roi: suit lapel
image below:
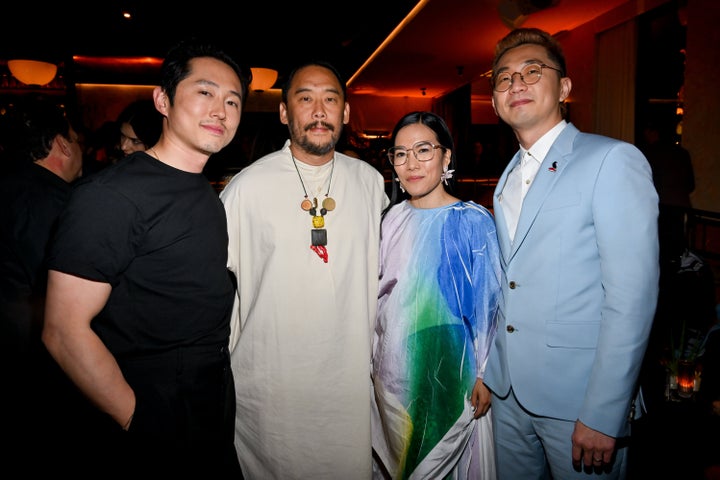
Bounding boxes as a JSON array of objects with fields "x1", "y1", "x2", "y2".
[
  {"x1": 493, "y1": 151, "x2": 522, "y2": 261},
  {"x1": 504, "y1": 124, "x2": 579, "y2": 260}
]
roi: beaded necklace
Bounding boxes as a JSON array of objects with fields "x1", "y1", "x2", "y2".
[{"x1": 291, "y1": 154, "x2": 336, "y2": 263}]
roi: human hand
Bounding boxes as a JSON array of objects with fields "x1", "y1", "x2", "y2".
[
  {"x1": 471, "y1": 379, "x2": 491, "y2": 419},
  {"x1": 571, "y1": 420, "x2": 616, "y2": 470}
]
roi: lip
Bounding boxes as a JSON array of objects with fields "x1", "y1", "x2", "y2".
[
  {"x1": 201, "y1": 123, "x2": 225, "y2": 135},
  {"x1": 405, "y1": 175, "x2": 424, "y2": 183},
  {"x1": 510, "y1": 98, "x2": 533, "y2": 108}
]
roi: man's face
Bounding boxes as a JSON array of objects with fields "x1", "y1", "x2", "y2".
[{"x1": 280, "y1": 65, "x2": 349, "y2": 157}]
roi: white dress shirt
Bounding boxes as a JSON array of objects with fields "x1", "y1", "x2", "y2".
[{"x1": 502, "y1": 120, "x2": 568, "y2": 242}]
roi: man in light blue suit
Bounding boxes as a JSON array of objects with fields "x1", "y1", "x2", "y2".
[{"x1": 483, "y1": 28, "x2": 659, "y2": 479}]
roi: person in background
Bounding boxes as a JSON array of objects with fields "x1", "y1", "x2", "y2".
[
  {"x1": 220, "y1": 60, "x2": 388, "y2": 479},
  {"x1": 41, "y1": 38, "x2": 250, "y2": 476},
  {"x1": 117, "y1": 98, "x2": 163, "y2": 156},
  {"x1": 0, "y1": 96, "x2": 87, "y2": 474},
  {"x1": 371, "y1": 111, "x2": 501, "y2": 479},
  {"x1": 483, "y1": 27, "x2": 659, "y2": 479},
  {"x1": 640, "y1": 118, "x2": 695, "y2": 267}
]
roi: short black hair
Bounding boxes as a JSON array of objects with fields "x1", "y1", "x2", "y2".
[
  {"x1": 160, "y1": 37, "x2": 252, "y2": 108},
  {"x1": 0, "y1": 94, "x2": 79, "y2": 169},
  {"x1": 281, "y1": 60, "x2": 346, "y2": 104}
]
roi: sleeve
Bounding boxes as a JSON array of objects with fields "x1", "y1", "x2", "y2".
[{"x1": 471, "y1": 206, "x2": 502, "y2": 379}]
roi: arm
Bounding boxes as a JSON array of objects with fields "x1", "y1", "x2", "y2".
[
  {"x1": 471, "y1": 207, "x2": 502, "y2": 419},
  {"x1": 42, "y1": 270, "x2": 135, "y2": 429},
  {"x1": 572, "y1": 141, "x2": 659, "y2": 467}
]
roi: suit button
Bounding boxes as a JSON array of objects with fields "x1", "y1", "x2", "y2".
[
  {"x1": 509, "y1": 281, "x2": 516, "y2": 289},
  {"x1": 506, "y1": 325, "x2": 515, "y2": 333}
]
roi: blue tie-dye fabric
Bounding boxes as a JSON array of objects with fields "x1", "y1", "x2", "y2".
[{"x1": 373, "y1": 200, "x2": 501, "y2": 479}]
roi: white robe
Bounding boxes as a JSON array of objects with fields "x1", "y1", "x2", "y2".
[{"x1": 220, "y1": 140, "x2": 389, "y2": 479}]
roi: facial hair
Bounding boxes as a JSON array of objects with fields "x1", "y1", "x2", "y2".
[{"x1": 290, "y1": 120, "x2": 340, "y2": 156}]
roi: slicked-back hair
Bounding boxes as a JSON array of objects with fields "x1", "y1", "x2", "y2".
[{"x1": 281, "y1": 60, "x2": 347, "y2": 104}]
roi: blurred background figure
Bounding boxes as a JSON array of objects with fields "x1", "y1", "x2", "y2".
[
  {"x1": 84, "y1": 99, "x2": 163, "y2": 174},
  {"x1": 640, "y1": 117, "x2": 695, "y2": 267},
  {"x1": 117, "y1": 99, "x2": 163, "y2": 156},
  {"x1": 0, "y1": 94, "x2": 91, "y2": 474}
]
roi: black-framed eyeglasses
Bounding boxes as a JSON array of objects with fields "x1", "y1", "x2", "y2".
[
  {"x1": 387, "y1": 141, "x2": 444, "y2": 166},
  {"x1": 492, "y1": 63, "x2": 563, "y2": 92}
]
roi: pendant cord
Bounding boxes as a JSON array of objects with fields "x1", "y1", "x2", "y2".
[
  {"x1": 291, "y1": 154, "x2": 309, "y2": 199},
  {"x1": 291, "y1": 154, "x2": 335, "y2": 199}
]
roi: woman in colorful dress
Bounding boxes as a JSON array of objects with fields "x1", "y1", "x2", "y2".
[{"x1": 372, "y1": 111, "x2": 501, "y2": 480}]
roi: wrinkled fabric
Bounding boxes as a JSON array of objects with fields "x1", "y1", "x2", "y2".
[
  {"x1": 372, "y1": 200, "x2": 501, "y2": 480},
  {"x1": 221, "y1": 141, "x2": 388, "y2": 479}
]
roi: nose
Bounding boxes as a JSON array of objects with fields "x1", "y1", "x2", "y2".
[
  {"x1": 210, "y1": 98, "x2": 227, "y2": 120},
  {"x1": 405, "y1": 151, "x2": 422, "y2": 168},
  {"x1": 508, "y1": 72, "x2": 527, "y2": 92},
  {"x1": 312, "y1": 102, "x2": 327, "y2": 119}
]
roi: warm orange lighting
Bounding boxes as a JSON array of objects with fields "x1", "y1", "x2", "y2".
[
  {"x1": 250, "y1": 68, "x2": 278, "y2": 92},
  {"x1": 72, "y1": 56, "x2": 163, "y2": 68},
  {"x1": 8, "y1": 59, "x2": 57, "y2": 86}
]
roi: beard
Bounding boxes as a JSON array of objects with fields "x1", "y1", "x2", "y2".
[{"x1": 290, "y1": 120, "x2": 341, "y2": 156}]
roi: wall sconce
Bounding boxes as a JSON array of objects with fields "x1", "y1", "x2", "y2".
[
  {"x1": 8, "y1": 59, "x2": 58, "y2": 86},
  {"x1": 250, "y1": 68, "x2": 278, "y2": 92}
]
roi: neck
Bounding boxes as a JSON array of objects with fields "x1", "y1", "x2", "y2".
[
  {"x1": 35, "y1": 157, "x2": 74, "y2": 183},
  {"x1": 409, "y1": 188, "x2": 457, "y2": 210},
  {"x1": 147, "y1": 145, "x2": 209, "y2": 174},
  {"x1": 289, "y1": 145, "x2": 334, "y2": 167}
]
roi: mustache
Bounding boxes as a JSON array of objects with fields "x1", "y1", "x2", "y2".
[{"x1": 304, "y1": 121, "x2": 334, "y2": 132}]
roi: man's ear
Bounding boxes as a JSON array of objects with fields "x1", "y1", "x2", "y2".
[
  {"x1": 56, "y1": 134, "x2": 72, "y2": 157},
  {"x1": 559, "y1": 77, "x2": 572, "y2": 103},
  {"x1": 279, "y1": 103, "x2": 289, "y2": 126},
  {"x1": 153, "y1": 87, "x2": 168, "y2": 115}
]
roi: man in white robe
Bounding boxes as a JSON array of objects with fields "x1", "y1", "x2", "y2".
[{"x1": 220, "y1": 61, "x2": 388, "y2": 479}]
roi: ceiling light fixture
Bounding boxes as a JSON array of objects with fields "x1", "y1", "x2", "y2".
[
  {"x1": 8, "y1": 59, "x2": 57, "y2": 86},
  {"x1": 250, "y1": 68, "x2": 278, "y2": 92}
]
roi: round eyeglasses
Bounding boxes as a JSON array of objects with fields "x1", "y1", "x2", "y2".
[
  {"x1": 387, "y1": 141, "x2": 444, "y2": 166},
  {"x1": 492, "y1": 63, "x2": 563, "y2": 92}
]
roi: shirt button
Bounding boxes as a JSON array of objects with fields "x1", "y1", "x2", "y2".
[
  {"x1": 506, "y1": 325, "x2": 516, "y2": 333},
  {"x1": 509, "y1": 281, "x2": 516, "y2": 289}
]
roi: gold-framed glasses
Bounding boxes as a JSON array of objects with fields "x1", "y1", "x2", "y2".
[
  {"x1": 492, "y1": 63, "x2": 563, "y2": 92},
  {"x1": 387, "y1": 141, "x2": 444, "y2": 166}
]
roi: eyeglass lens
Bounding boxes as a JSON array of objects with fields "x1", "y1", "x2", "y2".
[
  {"x1": 387, "y1": 141, "x2": 438, "y2": 165},
  {"x1": 493, "y1": 64, "x2": 545, "y2": 92}
]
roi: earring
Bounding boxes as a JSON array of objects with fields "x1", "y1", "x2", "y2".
[
  {"x1": 395, "y1": 177, "x2": 405, "y2": 193},
  {"x1": 440, "y1": 167, "x2": 455, "y2": 186}
]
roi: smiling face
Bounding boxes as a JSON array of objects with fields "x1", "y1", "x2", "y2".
[
  {"x1": 156, "y1": 56, "x2": 243, "y2": 158},
  {"x1": 491, "y1": 43, "x2": 571, "y2": 144},
  {"x1": 392, "y1": 122, "x2": 452, "y2": 207}
]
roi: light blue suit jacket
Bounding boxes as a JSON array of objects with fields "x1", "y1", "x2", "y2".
[{"x1": 484, "y1": 123, "x2": 659, "y2": 437}]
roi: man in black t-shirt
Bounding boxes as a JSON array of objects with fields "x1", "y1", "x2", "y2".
[{"x1": 42, "y1": 39, "x2": 251, "y2": 477}]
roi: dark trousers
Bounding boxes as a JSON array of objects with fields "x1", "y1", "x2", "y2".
[
  {"x1": 29, "y1": 344, "x2": 243, "y2": 477},
  {"x1": 117, "y1": 343, "x2": 243, "y2": 477}
]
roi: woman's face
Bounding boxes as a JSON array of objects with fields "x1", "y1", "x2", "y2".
[
  {"x1": 119, "y1": 122, "x2": 147, "y2": 155},
  {"x1": 391, "y1": 123, "x2": 450, "y2": 203}
]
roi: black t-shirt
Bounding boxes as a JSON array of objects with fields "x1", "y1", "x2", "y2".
[
  {"x1": 48, "y1": 151, "x2": 234, "y2": 356},
  {"x1": 0, "y1": 163, "x2": 72, "y2": 354}
]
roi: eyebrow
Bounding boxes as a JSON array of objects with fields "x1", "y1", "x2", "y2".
[
  {"x1": 293, "y1": 86, "x2": 341, "y2": 96},
  {"x1": 194, "y1": 78, "x2": 242, "y2": 101},
  {"x1": 496, "y1": 58, "x2": 547, "y2": 71}
]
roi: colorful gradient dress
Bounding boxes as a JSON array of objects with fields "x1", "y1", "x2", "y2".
[{"x1": 372, "y1": 200, "x2": 501, "y2": 480}]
